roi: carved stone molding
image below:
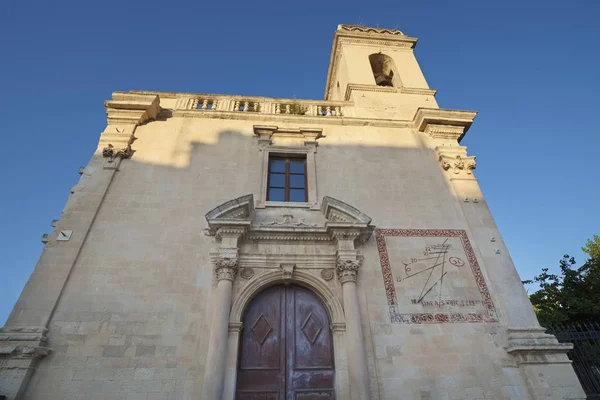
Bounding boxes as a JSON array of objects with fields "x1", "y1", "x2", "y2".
[
  {"x1": 0, "y1": 326, "x2": 48, "y2": 343},
  {"x1": 0, "y1": 345, "x2": 50, "y2": 359},
  {"x1": 336, "y1": 258, "x2": 362, "y2": 283},
  {"x1": 228, "y1": 322, "x2": 243, "y2": 333},
  {"x1": 0, "y1": 326, "x2": 50, "y2": 361},
  {"x1": 253, "y1": 125, "x2": 324, "y2": 149},
  {"x1": 424, "y1": 124, "x2": 466, "y2": 140},
  {"x1": 344, "y1": 85, "x2": 438, "y2": 100},
  {"x1": 330, "y1": 322, "x2": 346, "y2": 333},
  {"x1": 260, "y1": 214, "x2": 317, "y2": 228}
]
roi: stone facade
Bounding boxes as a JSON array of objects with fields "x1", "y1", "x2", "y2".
[{"x1": 0, "y1": 24, "x2": 586, "y2": 400}]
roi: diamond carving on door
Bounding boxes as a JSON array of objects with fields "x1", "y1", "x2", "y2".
[
  {"x1": 237, "y1": 285, "x2": 335, "y2": 399},
  {"x1": 252, "y1": 314, "x2": 273, "y2": 345},
  {"x1": 301, "y1": 313, "x2": 323, "y2": 345}
]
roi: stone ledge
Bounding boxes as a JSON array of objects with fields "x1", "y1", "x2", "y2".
[
  {"x1": 505, "y1": 327, "x2": 574, "y2": 365},
  {"x1": 105, "y1": 92, "x2": 161, "y2": 126}
]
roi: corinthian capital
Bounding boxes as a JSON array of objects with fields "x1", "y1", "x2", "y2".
[
  {"x1": 214, "y1": 258, "x2": 238, "y2": 281},
  {"x1": 336, "y1": 258, "x2": 362, "y2": 283}
]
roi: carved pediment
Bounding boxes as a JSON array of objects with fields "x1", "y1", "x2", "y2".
[
  {"x1": 321, "y1": 196, "x2": 372, "y2": 226},
  {"x1": 205, "y1": 194, "x2": 254, "y2": 235},
  {"x1": 205, "y1": 195, "x2": 374, "y2": 245}
]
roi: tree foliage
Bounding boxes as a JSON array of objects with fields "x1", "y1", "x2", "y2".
[{"x1": 522, "y1": 235, "x2": 600, "y2": 326}]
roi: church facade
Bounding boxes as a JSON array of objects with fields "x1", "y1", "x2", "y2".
[{"x1": 0, "y1": 25, "x2": 586, "y2": 400}]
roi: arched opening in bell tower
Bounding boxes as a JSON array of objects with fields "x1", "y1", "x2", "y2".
[{"x1": 369, "y1": 53, "x2": 399, "y2": 87}]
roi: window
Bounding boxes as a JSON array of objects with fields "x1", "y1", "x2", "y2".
[{"x1": 267, "y1": 156, "x2": 307, "y2": 202}]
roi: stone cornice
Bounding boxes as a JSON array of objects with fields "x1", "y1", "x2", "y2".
[
  {"x1": 105, "y1": 92, "x2": 161, "y2": 126},
  {"x1": 413, "y1": 108, "x2": 477, "y2": 143},
  {"x1": 344, "y1": 84, "x2": 437, "y2": 101}
]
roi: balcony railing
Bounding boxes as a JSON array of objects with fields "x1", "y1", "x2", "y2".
[{"x1": 174, "y1": 95, "x2": 348, "y2": 117}]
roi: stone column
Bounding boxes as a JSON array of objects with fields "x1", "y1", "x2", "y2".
[
  {"x1": 202, "y1": 256, "x2": 238, "y2": 400},
  {"x1": 202, "y1": 226, "x2": 244, "y2": 400},
  {"x1": 336, "y1": 243, "x2": 370, "y2": 400}
]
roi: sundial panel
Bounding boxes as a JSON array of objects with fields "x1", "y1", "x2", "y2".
[{"x1": 376, "y1": 229, "x2": 497, "y2": 324}]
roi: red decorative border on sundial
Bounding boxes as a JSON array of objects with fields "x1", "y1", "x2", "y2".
[{"x1": 375, "y1": 229, "x2": 497, "y2": 324}]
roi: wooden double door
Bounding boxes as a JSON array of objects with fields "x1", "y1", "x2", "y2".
[{"x1": 236, "y1": 285, "x2": 335, "y2": 400}]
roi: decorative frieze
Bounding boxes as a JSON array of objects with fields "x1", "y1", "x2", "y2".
[
  {"x1": 424, "y1": 124, "x2": 466, "y2": 140},
  {"x1": 413, "y1": 108, "x2": 477, "y2": 144}
]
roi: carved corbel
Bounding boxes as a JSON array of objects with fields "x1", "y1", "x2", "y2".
[
  {"x1": 281, "y1": 263, "x2": 296, "y2": 284},
  {"x1": 300, "y1": 127, "x2": 324, "y2": 151},
  {"x1": 253, "y1": 125, "x2": 277, "y2": 150}
]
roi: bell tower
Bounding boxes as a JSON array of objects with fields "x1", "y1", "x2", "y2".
[{"x1": 324, "y1": 24, "x2": 439, "y2": 120}]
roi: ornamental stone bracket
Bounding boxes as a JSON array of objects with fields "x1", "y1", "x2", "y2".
[
  {"x1": 104, "y1": 92, "x2": 161, "y2": 127},
  {"x1": 505, "y1": 328, "x2": 573, "y2": 365},
  {"x1": 97, "y1": 92, "x2": 161, "y2": 169},
  {"x1": 413, "y1": 108, "x2": 477, "y2": 143}
]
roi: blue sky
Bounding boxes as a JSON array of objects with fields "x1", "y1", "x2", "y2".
[{"x1": 1, "y1": 0, "x2": 598, "y2": 325}]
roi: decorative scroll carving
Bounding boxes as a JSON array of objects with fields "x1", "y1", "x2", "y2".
[
  {"x1": 102, "y1": 143, "x2": 132, "y2": 160},
  {"x1": 214, "y1": 258, "x2": 238, "y2": 281},
  {"x1": 321, "y1": 269, "x2": 334, "y2": 281},
  {"x1": 260, "y1": 214, "x2": 317, "y2": 227},
  {"x1": 336, "y1": 258, "x2": 362, "y2": 283}
]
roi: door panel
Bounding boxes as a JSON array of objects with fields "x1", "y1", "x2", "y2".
[{"x1": 236, "y1": 285, "x2": 335, "y2": 399}]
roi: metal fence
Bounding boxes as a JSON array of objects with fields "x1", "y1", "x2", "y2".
[{"x1": 546, "y1": 320, "x2": 600, "y2": 399}]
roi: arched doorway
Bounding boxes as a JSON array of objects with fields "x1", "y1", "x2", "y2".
[{"x1": 236, "y1": 284, "x2": 335, "y2": 399}]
